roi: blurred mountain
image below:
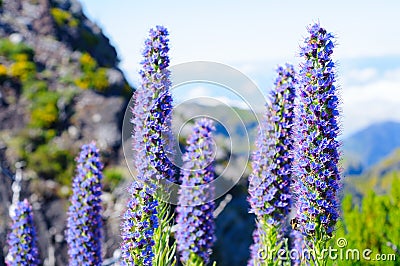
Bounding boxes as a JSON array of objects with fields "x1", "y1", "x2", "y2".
[
  {"x1": 342, "y1": 121, "x2": 400, "y2": 175},
  {"x1": 175, "y1": 101, "x2": 400, "y2": 177},
  {"x1": 0, "y1": 0, "x2": 133, "y2": 264},
  {"x1": 344, "y1": 148, "x2": 400, "y2": 199}
]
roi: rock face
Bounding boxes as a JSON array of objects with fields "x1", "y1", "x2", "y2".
[{"x1": 0, "y1": 0, "x2": 132, "y2": 264}]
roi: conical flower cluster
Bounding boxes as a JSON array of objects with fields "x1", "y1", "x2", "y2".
[
  {"x1": 248, "y1": 64, "x2": 297, "y2": 264},
  {"x1": 248, "y1": 64, "x2": 296, "y2": 224},
  {"x1": 176, "y1": 118, "x2": 216, "y2": 264},
  {"x1": 292, "y1": 22, "x2": 341, "y2": 253},
  {"x1": 6, "y1": 199, "x2": 40, "y2": 266},
  {"x1": 121, "y1": 25, "x2": 176, "y2": 265},
  {"x1": 66, "y1": 142, "x2": 103, "y2": 266}
]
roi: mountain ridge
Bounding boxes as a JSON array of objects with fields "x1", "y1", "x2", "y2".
[{"x1": 342, "y1": 121, "x2": 400, "y2": 174}]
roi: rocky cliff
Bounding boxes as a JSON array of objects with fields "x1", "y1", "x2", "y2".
[{"x1": 0, "y1": 0, "x2": 133, "y2": 264}]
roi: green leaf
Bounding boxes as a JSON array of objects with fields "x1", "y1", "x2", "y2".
[{"x1": 153, "y1": 200, "x2": 177, "y2": 266}]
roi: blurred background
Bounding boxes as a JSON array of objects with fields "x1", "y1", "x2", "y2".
[{"x1": 0, "y1": 0, "x2": 399, "y2": 265}]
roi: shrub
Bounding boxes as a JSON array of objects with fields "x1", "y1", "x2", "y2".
[
  {"x1": 0, "y1": 63, "x2": 7, "y2": 81},
  {"x1": 92, "y1": 67, "x2": 109, "y2": 91},
  {"x1": 79, "y1": 52, "x2": 97, "y2": 72},
  {"x1": 75, "y1": 53, "x2": 110, "y2": 92},
  {"x1": 81, "y1": 29, "x2": 100, "y2": 49},
  {"x1": 30, "y1": 103, "x2": 58, "y2": 128},
  {"x1": 22, "y1": 80, "x2": 48, "y2": 100},
  {"x1": 29, "y1": 91, "x2": 60, "y2": 129},
  {"x1": 50, "y1": 8, "x2": 79, "y2": 28},
  {"x1": 28, "y1": 144, "x2": 74, "y2": 185},
  {"x1": 0, "y1": 39, "x2": 34, "y2": 61},
  {"x1": 103, "y1": 167, "x2": 124, "y2": 190},
  {"x1": 10, "y1": 60, "x2": 36, "y2": 81}
]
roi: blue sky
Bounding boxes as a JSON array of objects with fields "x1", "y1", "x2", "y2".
[{"x1": 79, "y1": 0, "x2": 400, "y2": 136}]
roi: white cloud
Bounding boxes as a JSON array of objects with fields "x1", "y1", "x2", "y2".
[
  {"x1": 172, "y1": 85, "x2": 209, "y2": 103},
  {"x1": 186, "y1": 86, "x2": 210, "y2": 99},
  {"x1": 343, "y1": 68, "x2": 400, "y2": 135},
  {"x1": 211, "y1": 96, "x2": 250, "y2": 110},
  {"x1": 345, "y1": 68, "x2": 378, "y2": 84}
]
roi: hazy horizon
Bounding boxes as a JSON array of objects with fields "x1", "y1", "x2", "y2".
[{"x1": 79, "y1": 1, "x2": 400, "y2": 137}]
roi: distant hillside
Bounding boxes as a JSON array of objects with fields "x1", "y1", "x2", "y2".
[
  {"x1": 174, "y1": 103, "x2": 400, "y2": 176},
  {"x1": 344, "y1": 148, "x2": 400, "y2": 202},
  {"x1": 343, "y1": 121, "x2": 400, "y2": 174}
]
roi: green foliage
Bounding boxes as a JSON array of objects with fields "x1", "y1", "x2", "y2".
[
  {"x1": 29, "y1": 90, "x2": 60, "y2": 129},
  {"x1": 22, "y1": 80, "x2": 48, "y2": 100},
  {"x1": 256, "y1": 220, "x2": 288, "y2": 266},
  {"x1": 0, "y1": 37, "x2": 78, "y2": 190},
  {"x1": 185, "y1": 253, "x2": 217, "y2": 266},
  {"x1": 0, "y1": 41, "x2": 37, "y2": 84},
  {"x1": 0, "y1": 63, "x2": 7, "y2": 81},
  {"x1": 122, "y1": 81, "x2": 134, "y2": 98},
  {"x1": 330, "y1": 172, "x2": 400, "y2": 265},
  {"x1": 10, "y1": 60, "x2": 37, "y2": 81},
  {"x1": 0, "y1": 39, "x2": 34, "y2": 61},
  {"x1": 103, "y1": 167, "x2": 124, "y2": 190},
  {"x1": 50, "y1": 8, "x2": 79, "y2": 28},
  {"x1": 79, "y1": 52, "x2": 97, "y2": 71},
  {"x1": 75, "y1": 52, "x2": 110, "y2": 92},
  {"x1": 0, "y1": 39, "x2": 36, "y2": 82},
  {"x1": 28, "y1": 144, "x2": 74, "y2": 186},
  {"x1": 153, "y1": 201, "x2": 177, "y2": 266},
  {"x1": 5, "y1": 134, "x2": 30, "y2": 160}
]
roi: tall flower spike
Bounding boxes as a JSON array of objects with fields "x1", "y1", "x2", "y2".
[
  {"x1": 6, "y1": 199, "x2": 40, "y2": 266},
  {"x1": 131, "y1": 25, "x2": 175, "y2": 184},
  {"x1": 292, "y1": 22, "x2": 341, "y2": 263},
  {"x1": 66, "y1": 142, "x2": 103, "y2": 266},
  {"x1": 176, "y1": 118, "x2": 216, "y2": 264},
  {"x1": 248, "y1": 64, "x2": 296, "y2": 265},
  {"x1": 121, "y1": 25, "x2": 176, "y2": 266}
]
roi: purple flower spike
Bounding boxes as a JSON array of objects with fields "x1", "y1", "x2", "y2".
[
  {"x1": 121, "y1": 25, "x2": 175, "y2": 265},
  {"x1": 66, "y1": 142, "x2": 103, "y2": 266},
  {"x1": 176, "y1": 118, "x2": 216, "y2": 264},
  {"x1": 292, "y1": 22, "x2": 341, "y2": 258},
  {"x1": 248, "y1": 64, "x2": 297, "y2": 264},
  {"x1": 6, "y1": 199, "x2": 40, "y2": 266},
  {"x1": 131, "y1": 25, "x2": 174, "y2": 184}
]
